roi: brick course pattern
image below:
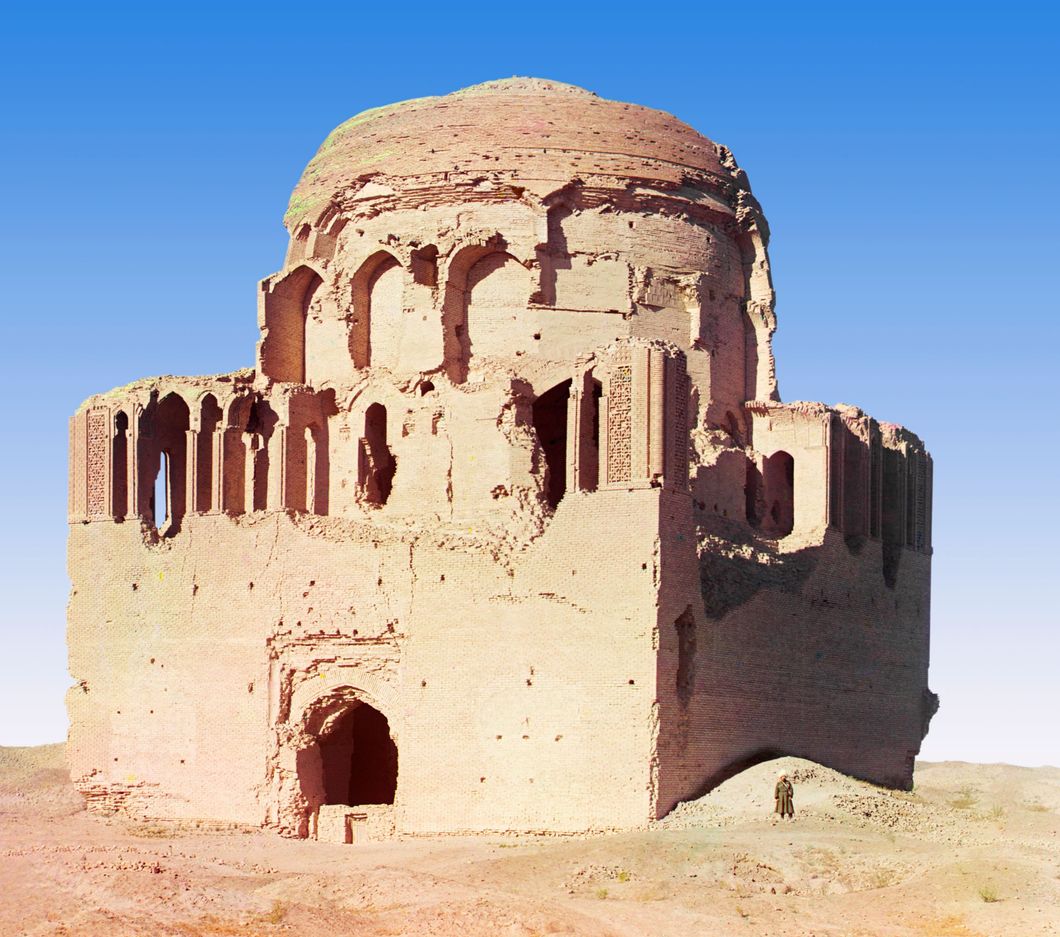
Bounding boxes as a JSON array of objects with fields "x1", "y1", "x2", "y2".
[{"x1": 66, "y1": 78, "x2": 937, "y2": 838}]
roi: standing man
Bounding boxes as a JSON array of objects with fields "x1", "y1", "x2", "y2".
[{"x1": 774, "y1": 772, "x2": 794, "y2": 820}]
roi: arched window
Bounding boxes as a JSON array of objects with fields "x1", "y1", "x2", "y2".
[
  {"x1": 196, "y1": 394, "x2": 222, "y2": 513},
  {"x1": 441, "y1": 246, "x2": 530, "y2": 383},
  {"x1": 350, "y1": 252, "x2": 404, "y2": 370},
  {"x1": 141, "y1": 393, "x2": 190, "y2": 535},
  {"x1": 466, "y1": 252, "x2": 531, "y2": 359},
  {"x1": 762, "y1": 450, "x2": 794, "y2": 537},
  {"x1": 746, "y1": 450, "x2": 794, "y2": 537},
  {"x1": 112, "y1": 411, "x2": 128, "y2": 521},
  {"x1": 219, "y1": 396, "x2": 276, "y2": 514},
  {"x1": 572, "y1": 372, "x2": 601, "y2": 492}
]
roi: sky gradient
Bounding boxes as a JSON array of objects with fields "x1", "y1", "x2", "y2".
[{"x1": 1, "y1": 1, "x2": 1056, "y2": 766}]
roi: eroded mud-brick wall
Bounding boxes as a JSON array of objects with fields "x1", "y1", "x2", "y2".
[{"x1": 68, "y1": 78, "x2": 935, "y2": 835}]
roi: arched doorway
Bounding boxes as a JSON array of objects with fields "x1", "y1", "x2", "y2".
[
  {"x1": 299, "y1": 695, "x2": 398, "y2": 814},
  {"x1": 318, "y1": 703, "x2": 398, "y2": 806}
]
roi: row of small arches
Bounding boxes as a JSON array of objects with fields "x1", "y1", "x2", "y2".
[
  {"x1": 262, "y1": 245, "x2": 534, "y2": 386},
  {"x1": 107, "y1": 390, "x2": 393, "y2": 536}
]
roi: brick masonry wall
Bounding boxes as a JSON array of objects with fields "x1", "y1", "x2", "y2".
[
  {"x1": 67, "y1": 490, "x2": 663, "y2": 833},
  {"x1": 653, "y1": 490, "x2": 933, "y2": 817}
]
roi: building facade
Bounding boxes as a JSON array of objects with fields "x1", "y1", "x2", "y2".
[{"x1": 67, "y1": 79, "x2": 937, "y2": 838}]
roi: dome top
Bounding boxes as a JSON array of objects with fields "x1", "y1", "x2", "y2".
[{"x1": 285, "y1": 78, "x2": 732, "y2": 228}]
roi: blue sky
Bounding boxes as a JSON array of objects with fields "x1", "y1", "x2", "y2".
[{"x1": 0, "y1": 1, "x2": 1056, "y2": 765}]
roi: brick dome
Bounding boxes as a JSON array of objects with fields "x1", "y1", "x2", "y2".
[{"x1": 285, "y1": 78, "x2": 735, "y2": 229}]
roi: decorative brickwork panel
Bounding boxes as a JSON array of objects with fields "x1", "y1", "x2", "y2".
[
  {"x1": 86, "y1": 409, "x2": 108, "y2": 517},
  {"x1": 671, "y1": 366, "x2": 689, "y2": 490},
  {"x1": 607, "y1": 366, "x2": 632, "y2": 483}
]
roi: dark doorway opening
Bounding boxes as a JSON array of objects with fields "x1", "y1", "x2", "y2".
[
  {"x1": 318, "y1": 703, "x2": 398, "y2": 806},
  {"x1": 532, "y1": 379, "x2": 571, "y2": 510}
]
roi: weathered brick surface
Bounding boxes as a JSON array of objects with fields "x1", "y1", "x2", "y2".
[{"x1": 67, "y1": 79, "x2": 935, "y2": 837}]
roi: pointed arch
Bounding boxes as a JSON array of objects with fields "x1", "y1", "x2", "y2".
[
  {"x1": 261, "y1": 265, "x2": 324, "y2": 383},
  {"x1": 139, "y1": 392, "x2": 190, "y2": 535},
  {"x1": 350, "y1": 250, "x2": 404, "y2": 370},
  {"x1": 441, "y1": 243, "x2": 530, "y2": 383},
  {"x1": 196, "y1": 394, "x2": 222, "y2": 513}
]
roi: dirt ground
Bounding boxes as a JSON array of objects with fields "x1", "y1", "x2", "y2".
[{"x1": 1, "y1": 745, "x2": 1057, "y2": 936}]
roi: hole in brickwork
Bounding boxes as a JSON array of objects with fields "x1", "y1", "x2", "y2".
[
  {"x1": 532, "y1": 379, "x2": 572, "y2": 510},
  {"x1": 725, "y1": 411, "x2": 742, "y2": 445},
  {"x1": 360, "y1": 403, "x2": 396, "y2": 506},
  {"x1": 152, "y1": 451, "x2": 170, "y2": 532}
]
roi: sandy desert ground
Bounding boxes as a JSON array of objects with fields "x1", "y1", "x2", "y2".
[{"x1": 1, "y1": 745, "x2": 1057, "y2": 936}]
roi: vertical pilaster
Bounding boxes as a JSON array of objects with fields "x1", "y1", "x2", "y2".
[
  {"x1": 209, "y1": 428, "x2": 224, "y2": 513},
  {"x1": 630, "y1": 345, "x2": 650, "y2": 482},
  {"x1": 270, "y1": 425, "x2": 288, "y2": 512},
  {"x1": 243, "y1": 434, "x2": 258, "y2": 514},
  {"x1": 565, "y1": 388, "x2": 580, "y2": 495},
  {"x1": 185, "y1": 429, "x2": 199, "y2": 514},
  {"x1": 647, "y1": 346, "x2": 666, "y2": 482},
  {"x1": 305, "y1": 426, "x2": 317, "y2": 514},
  {"x1": 128, "y1": 406, "x2": 141, "y2": 519}
]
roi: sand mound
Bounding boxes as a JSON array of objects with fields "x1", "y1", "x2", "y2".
[
  {"x1": 659, "y1": 756, "x2": 965, "y2": 841},
  {"x1": 0, "y1": 743, "x2": 83, "y2": 817}
]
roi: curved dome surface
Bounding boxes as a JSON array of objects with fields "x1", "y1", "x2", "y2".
[{"x1": 286, "y1": 78, "x2": 733, "y2": 228}]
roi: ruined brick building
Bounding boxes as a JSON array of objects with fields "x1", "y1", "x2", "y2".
[{"x1": 67, "y1": 79, "x2": 938, "y2": 839}]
